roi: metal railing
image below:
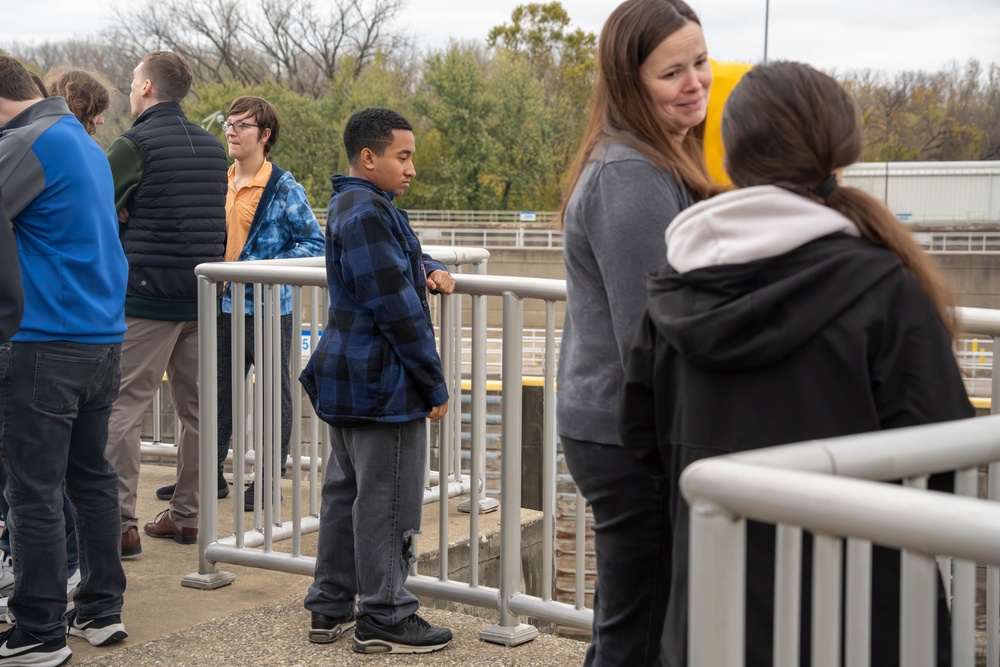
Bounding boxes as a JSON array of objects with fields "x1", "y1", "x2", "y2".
[
  {"x1": 913, "y1": 231, "x2": 1000, "y2": 253},
  {"x1": 182, "y1": 251, "x2": 591, "y2": 646},
  {"x1": 683, "y1": 306, "x2": 1000, "y2": 667}
]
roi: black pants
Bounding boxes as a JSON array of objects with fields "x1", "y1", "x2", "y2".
[
  {"x1": 217, "y1": 312, "x2": 293, "y2": 477},
  {"x1": 561, "y1": 436, "x2": 672, "y2": 667}
]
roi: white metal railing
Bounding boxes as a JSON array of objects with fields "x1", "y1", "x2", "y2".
[
  {"x1": 312, "y1": 209, "x2": 559, "y2": 226},
  {"x1": 913, "y1": 231, "x2": 1000, "y2": 253},
  {"x1": 414, "y1": 227, "x2": 563, "y2": 249},
  {"x1": 182, "y1": 251, "x2": 590, "y2": 646},
  {"x1": 683, "y1": 306, "x2": 1000, "y2": 666},
  {"x1": 314, "y1": 221, "x2": 1000, "y2": 253}
]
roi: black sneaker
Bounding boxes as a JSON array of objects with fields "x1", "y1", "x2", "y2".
[
  {"x1": 0, "y1": 626, "x2": 71, "y2": 666},
  {"x1": 353, "y1": 614, "x2": 452, "y2": 654},
  {"x1": 66, "y1": 610, "x2": 128, "y2": 647},
  {"x1": 243, "y1": 482, "x2": 282, "y2": 511},
  {"x1": 156, "y1": 472, "x2": 229, "y2": 501},
  {"x1": 308, "y1": 611, "x2": 355, "y2": 644}
]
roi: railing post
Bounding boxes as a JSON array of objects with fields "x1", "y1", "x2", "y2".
[
  {"x1": 811, "y1": 535, "x2": 843, "y2": 667},
  {"x1": 952, "y1": 468, "x2": 977, "y2": 667},
  {"x1": 773, "y1": 525, "x2": 803, "y2": 667},
  {"x1": 989, "y1": 336, "x2": 1000, "y2": 667},
  {"x1": 541, "y1": 301, "x2": 556, "y2": 602},
  {"x1": 233, "y1": 283, "x2": 247, "y2": 545},
  {"x1": 688, "y1": 501, "x2": 745, "y2": 667},
  {"x1": 459, "y1": 260, "x2": 498, "y2": 517},
  {"x1": 183, "y1": 275, "x2": 235, "y2": 590},
  {"x1": 480, "y1": 292, "x2": 539, "y2": 647},
  {"x1": 438, "y1": 291, "x2": 453, "y2": 578}
]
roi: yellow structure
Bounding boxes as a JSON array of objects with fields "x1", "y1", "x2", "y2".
[{"x1": 705, "y1": 59, "x2": 754, "y2": 186}]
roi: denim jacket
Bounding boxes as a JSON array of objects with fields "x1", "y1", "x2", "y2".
[
  {"x1": 221, "y1": 165, "x2": 325, "y2": 316},
  {"x1": 300, "y1": 175, "x2": 449, "y2": 425}
]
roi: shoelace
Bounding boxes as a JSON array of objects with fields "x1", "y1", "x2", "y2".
[{"x1": 405, "y1": 614, "x2": 431, "y2": 630}]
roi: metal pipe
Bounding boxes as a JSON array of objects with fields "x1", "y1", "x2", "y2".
[
  {"x1": 811, "y1": 534, "x2": 842, "y2": 667},
  {"x1": 773, "y1": 524, "x2": 802, "y2": 667},
  {"x1": 498, "y1": 292, "x2": 524, "y2": 628},
  {"x1": 688, "y1": 501, "x2": 745, "y2": 667}
]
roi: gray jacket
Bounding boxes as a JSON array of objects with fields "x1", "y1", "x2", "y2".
[
  {"x1": 557, "y1": 140, "x2": 693, "y2": 445},
  {"x1": 0, "y1": 193, "x2": 22, "y2": 343}
]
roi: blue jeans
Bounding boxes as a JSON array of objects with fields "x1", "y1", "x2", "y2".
[
  {"x1": 0, "y1": 486, "x2": 79, "y2": 577},
  {"x1": 305, "y1": 420, "x2": 425, "y2": 625},
  {"x1": 562, "y1": 437, "x2": 672, "y2": 667},
  {"x1": 0, "y1": 341, "x2": 126, "y2": 641}
]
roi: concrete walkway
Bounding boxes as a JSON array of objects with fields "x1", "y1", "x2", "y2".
[{"x1": 59, "y1": 464, "x2": 588, "y2": 666}]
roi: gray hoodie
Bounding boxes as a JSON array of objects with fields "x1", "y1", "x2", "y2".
[{"x1": 558, "y1": 140, "x2": 693, "y2": 445}]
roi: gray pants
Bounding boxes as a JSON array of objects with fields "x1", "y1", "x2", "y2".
[{"x1": 305, "y1": 420, "x2": 425, "y2": 625}]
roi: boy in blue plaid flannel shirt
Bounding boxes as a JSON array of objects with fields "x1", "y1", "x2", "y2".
[{"x1": 301, "y1": 107, "x2": 455, "y2": 654}]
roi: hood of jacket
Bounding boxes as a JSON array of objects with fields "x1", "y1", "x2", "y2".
[{"x1": 650, "y1": 185, "x2": 900, "y2": 370}]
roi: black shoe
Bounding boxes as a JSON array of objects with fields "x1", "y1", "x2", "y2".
[
  {"x1": 0, "y1": 626, "x2": 72, "y2": 666},
  {"x1": 156, "y1": 472, "x2": 230, "y2": 501},
  {"x1": 243, "y1": 482, "x2": 282, "y2": 511},
  {"x1": 308, "y1": 611, "x2": 356, "y2": 644},
  {"x1": 66, "y1": 610, "x2": 128, "y2": 647},
  {"x1": 353, "y1": 614, "x2": 452, "y2": 654}
]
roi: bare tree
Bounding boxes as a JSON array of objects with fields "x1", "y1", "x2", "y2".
[{"x1": 106, "y1": 0, "x2": 405, "y2": 96}]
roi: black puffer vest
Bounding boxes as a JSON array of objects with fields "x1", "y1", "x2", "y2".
[{"x1": 121, "y1": 102, "x2": 227, "y2": 320}]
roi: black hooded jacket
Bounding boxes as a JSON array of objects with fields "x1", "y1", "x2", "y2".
[{"x1": 620, "y1": 187, "x2": 971, "y2": 666}]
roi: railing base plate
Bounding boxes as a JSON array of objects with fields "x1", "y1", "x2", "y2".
[
  {"x1": 458, "y1": 497, "x2": 500, "y2": 514},
  {"x1": 181, "y1": 570, "x2": 236, "y2": 590},
  {"x1": 479, "y1": 622, "x2": 539, "y2": 647}
]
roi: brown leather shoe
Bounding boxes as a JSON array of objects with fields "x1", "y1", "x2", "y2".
[
  {"x1": 143, "y1": 510, "x2": 197, "y2": 545},
  {"x1": 121, "y1": 526, "x2": 142, "y2": 558}
]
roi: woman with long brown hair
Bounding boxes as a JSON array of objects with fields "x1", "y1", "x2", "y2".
[
  {"x1": 556, "y1": 1, "x2": 714, "y2": 664},
  {"x1": 46, "y1": 67, "x2": 112, "y2": 137},
  {"x1": 622, "y1": 61, "x2": 969, "y2": 665}
]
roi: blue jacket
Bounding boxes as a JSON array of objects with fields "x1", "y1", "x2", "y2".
[
  {"x1": 221, "y1": 164, "x2": 325, "y2": 315},
  {"x1": 300, "y1": 175, "x2": 449, "y2": 426},
  {"x1": 0, "y1": 98, "x2": 127, "y2": 343}
]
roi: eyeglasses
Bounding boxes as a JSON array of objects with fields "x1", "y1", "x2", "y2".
[{"x1": 222, "y1": 120, "x2": 259, "y2": 133}]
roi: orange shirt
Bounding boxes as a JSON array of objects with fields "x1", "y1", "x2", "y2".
[{"x1": 225, "y1": 160, "x2": 273, "y2": 262}]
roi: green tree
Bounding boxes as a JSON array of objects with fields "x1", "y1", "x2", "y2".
[{"x1": 416, "y1": 43, "x2": 498, "y2": 209}]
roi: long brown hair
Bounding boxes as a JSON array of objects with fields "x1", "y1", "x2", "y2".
[
  {"x1": 47, "y1": 68, "x2": 112, "y2": 136},
  {"x1": 722, "y1": 61, "x2": 958, "y2": 337},
  {"x1": 558, "y1": 0, "x2": 715, "y2": 227}
]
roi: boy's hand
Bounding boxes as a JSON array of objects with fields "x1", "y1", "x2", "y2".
[
  {"x1": 428, "y1": 403, "x2": 449, "y2": 421},
  {"x1": 426, "y1": 270, "x2": 455, "y2": 295}
]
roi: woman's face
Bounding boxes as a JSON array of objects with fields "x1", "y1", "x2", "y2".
[{"x1": 639, "y1": 21, "x2": 712, "y2": 141}]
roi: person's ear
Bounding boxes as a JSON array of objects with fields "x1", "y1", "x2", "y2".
[
  {"x1": 360, "y1": 147, "x2": 376, "y2": 171},
  {"x1": 258, "y1": 127, "x2": 271, "y2": 146}
]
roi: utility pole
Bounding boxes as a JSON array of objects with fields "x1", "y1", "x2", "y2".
[{"x1": 763, "y1": 0, "x2": 770, "y2": 64}]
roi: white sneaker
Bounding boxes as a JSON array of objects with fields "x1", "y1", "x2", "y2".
[
  {"x1": 0, "y1": 553, "x2": 12, "y2": 598},
  {"x1": 0, "y1": 570, "x2": 83, "y2": 624},
  {"x1": 65, "y1": 570, "x2": 81, "y2": 615}
]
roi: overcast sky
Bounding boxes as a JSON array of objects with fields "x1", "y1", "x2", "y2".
[{"x1": 2, "y1": 0, "x2": 998, "y2": 74}]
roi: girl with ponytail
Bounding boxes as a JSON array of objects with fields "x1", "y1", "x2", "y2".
[{"x1": 620, "y1": 61, "x2": 970, "y2": 666}]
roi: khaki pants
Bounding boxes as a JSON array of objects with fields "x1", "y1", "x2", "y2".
[{"x1": 105, "y1": 317, "x2": 200, "y2": 530}]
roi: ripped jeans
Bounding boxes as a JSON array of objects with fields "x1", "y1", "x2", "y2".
[{"x1": 305, "y1": 420, "x2": 425, "y2": 625}]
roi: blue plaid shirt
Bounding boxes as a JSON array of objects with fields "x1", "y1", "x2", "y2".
[{"x1": 300, "y1": 176, "x2": 449, "y2": 425}]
